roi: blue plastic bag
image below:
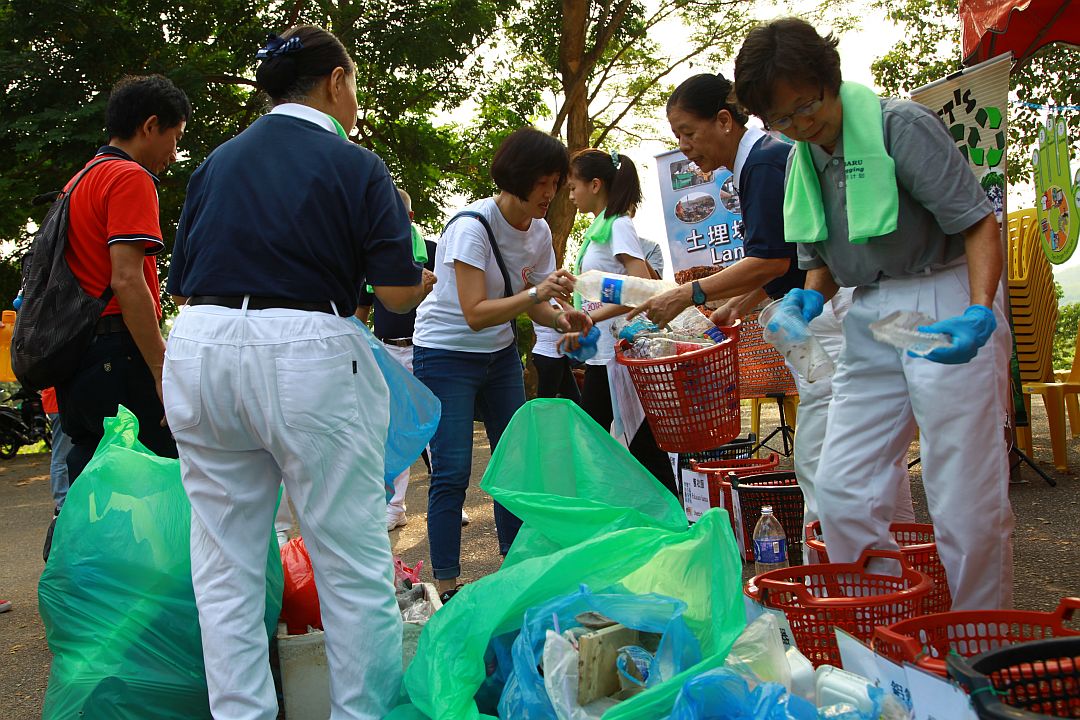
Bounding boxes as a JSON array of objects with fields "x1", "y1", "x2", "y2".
[
  {"x1": 349, "y1": 317, "x2": 440, "y2": 489},
  {"x1": 665, "y1": 668, "x2": 817, "y2": 720},
  {"x1": 499, "y1": 585, "x2": 703, "y2": 719}
]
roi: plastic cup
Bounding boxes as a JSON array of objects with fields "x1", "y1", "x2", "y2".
[{"x1": 758, "y1": 299, "x2": 834, "y2": 383}]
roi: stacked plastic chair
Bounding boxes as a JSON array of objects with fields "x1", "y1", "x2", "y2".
[{"x1": 1008, "y1": 208, "x2": 1068, "y2": 470}]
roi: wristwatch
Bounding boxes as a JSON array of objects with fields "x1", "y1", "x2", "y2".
[
  {"x1": 691, "y1": 280, "x2": 706, "y2": 306},
  {"x1": 528, "y1": 286, "x2": 541, "y2": 303}
]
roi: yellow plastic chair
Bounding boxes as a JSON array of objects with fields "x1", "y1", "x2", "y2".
[
  {"x1": 1008, "y1": 208, "x2": 1067, "y2": 470},
  {"x1": 1023, "y1": 321, "x2": 1080, "y2": 470}
]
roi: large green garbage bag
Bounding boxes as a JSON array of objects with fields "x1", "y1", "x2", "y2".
[
  {"x1": 400, "y1": 399, "x2": 745, "y2": 719},
  {"x1": 39, "y1": 407, "x2": 284, "y2": 719}
]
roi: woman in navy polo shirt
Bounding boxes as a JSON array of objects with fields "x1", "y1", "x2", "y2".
[
  {"x1": 412, "y1": 127, "x2": 591, "y2": 602},
  {"x1": 163, "y1": 25, "x2": 431, "y2": 720}
]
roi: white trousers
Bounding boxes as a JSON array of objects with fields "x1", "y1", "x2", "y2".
[
  {"x1": 814, "y1": 261, "x2": 1014, "y2": 610},
  {"x1": 382, "y1": 342, "x2": 414, "y2": 512},
  {"x1": 793, "y1": 288, "x2": 915, "y2": 543},
  {"x1": 163, "y1": 305, "x2": 402, "y2": 720}
]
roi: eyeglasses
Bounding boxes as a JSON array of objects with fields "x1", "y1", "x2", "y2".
[{"x1": 765, "y1": 90, "x2": 825, "y2": 131}]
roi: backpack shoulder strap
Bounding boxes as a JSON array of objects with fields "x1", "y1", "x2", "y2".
[
  {"x1": 443, "y1": 210, "x2": 514, "y2": 300},
  {"x1": 62, "y1": 156, "x2": 124, "y2": 198}
]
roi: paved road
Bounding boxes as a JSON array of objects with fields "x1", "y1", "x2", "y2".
[{"x1": 2, "y1": 406, "x2": 1078, "y2": 718}]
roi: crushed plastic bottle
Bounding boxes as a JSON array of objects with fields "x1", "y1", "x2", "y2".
[
  {"x1": 575, "y1": 270, "x2": 676, "y2": 307},
  {"x1": 752, "y1": 505, "x2": 789, "y2": 575},
  {"x1": 563, "y1": 325, "x2": 600, "y2": 362},
  {"x1": 869, "y1": 310, "x2": 952, "y2": 356},
  {"x1": 610, "y1": 315, "x2": 660, "y2": 343}
]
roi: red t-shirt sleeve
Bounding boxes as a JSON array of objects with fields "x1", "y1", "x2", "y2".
[{"x1": 105, "y1": 168, "x2": 164, "y2": 255}]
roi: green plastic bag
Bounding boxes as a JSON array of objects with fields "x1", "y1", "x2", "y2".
[
  {"x1": 39, "y1": 407, "x2": 284, "y2": 719},
  {"x1": 400, "y1": 399, "x2": 745, "y2": 719}
]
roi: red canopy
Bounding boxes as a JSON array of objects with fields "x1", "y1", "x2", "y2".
[{"x1": 960, "y1": 0, "x2": 1080, "y2": 66}]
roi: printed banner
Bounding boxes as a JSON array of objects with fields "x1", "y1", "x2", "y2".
[
  {"x1": 654, "y1": 149, "x2": 745, "y2": 275},
  {"x1": 911, "y1": 52, "x2": 1011, "y2": 224}
]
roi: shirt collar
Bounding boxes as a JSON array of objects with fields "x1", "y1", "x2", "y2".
[
  {"x1": 731, "y1": 126, "x2": 766, "y2": 191},
  {"x1": 810, "y1": 133, "x2": 844, "y2": 172},
  {"x1": 95, "y1": 145, "x2": 160, "y2": 184},
  {"x1": 269, "y1": 103, "x2": 338, "y2": 134}
]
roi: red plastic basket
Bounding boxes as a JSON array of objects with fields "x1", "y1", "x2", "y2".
[
  {"x1": 689, "y1": 453, "x2": 781, "y2": 511},
  {"x1": 745, "y1": 549, "x2": 934, "y2": 668},
  {"x1": 614, "y1": 323, "x2": 741, "y2": 453},
  {"x1": 805, "y1": 520, "x2": 952, "y2": 614},
  {"x1": 872, "y1": 598, "x2": 1080, "y2": 678},
  {"x1": 731, "y1": 471, "x2": 804, "y2": 562}
]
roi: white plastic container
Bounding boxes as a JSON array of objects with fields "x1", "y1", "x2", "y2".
[
  {"x1": 276, "y1": 582, "x2": 442, "y2": 720},
  {"x1": 785, "y1": 647, "x2": 816, "y2": 704},
  {"x1": 815, "y1": 664, "x2": 877, "y2": 713}
]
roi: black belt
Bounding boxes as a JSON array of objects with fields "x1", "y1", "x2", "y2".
[
  {"x1": 95, "y1": 314, "x2": 129, "y2": 335},
  {"x1": 378, "y1": 337, "x2": 413, "y2": 347},
  {"x1": 187, "y1": 295, "x2": 343, "y2": 316}
]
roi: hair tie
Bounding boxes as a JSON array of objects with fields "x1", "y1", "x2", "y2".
[
  {"x1": 611, "y1": 150, "x2": 621, "y2": 168},
  {"x1": 256, "y1": 34, "x2": 304, "y2": 60}
]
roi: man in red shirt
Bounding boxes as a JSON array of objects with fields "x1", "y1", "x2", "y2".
[{"x1": 56, "y1": 75, "x2": 189, "y2": 483}]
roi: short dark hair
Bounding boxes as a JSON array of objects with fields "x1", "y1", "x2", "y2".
[
  {"x1": 490, "y1": 127, "x2": 569, "y2": 201},
  {"x1": 256, "y1": 25, "x2": 354, "y2": 102},
  {"x1": 733, "y1": 17, "x2": 842, "y2": 120},
  {"x1": 570, "y1": 148, "x2": 642, "y2": 218},
  {"x1": 666, "y1": 73, "x2": 748, "y2": 126},
  {"x1": 105, "y1": 75, "x2": 191, "y2": 140}
]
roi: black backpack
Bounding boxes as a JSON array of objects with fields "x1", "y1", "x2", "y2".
[{"x1": 12, "y1": 158, "x2": 119, "y2": 391}]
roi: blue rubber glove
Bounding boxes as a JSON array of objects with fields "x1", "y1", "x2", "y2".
[
  {"x1": 780, "y1": 288, "x2": 825, "y2": 324},
  {"x1": 916, "y1": 305, "x2": 996, "y2": 364}
]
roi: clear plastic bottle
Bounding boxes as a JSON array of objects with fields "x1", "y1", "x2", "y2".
[
  {"x1": 574, "y1": 270, "x2": 675, "y2": 307},
  {"x1": 610, "y1": 315, "x2": 660, "y2": 343},
  {"x1": 752, "y1": 505, "x2": 789, "y2": 575},
  {"x1": 563, "y1": 325, "x2": 600, "y2": 362}
]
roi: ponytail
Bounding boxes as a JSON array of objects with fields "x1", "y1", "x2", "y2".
[{"x1": 569, "y1": 148, "x2": 643, "y2": 218}]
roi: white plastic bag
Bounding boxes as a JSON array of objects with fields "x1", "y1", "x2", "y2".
[{"x1": 723, "y1": 614, "x2": 792, "y2": 690}]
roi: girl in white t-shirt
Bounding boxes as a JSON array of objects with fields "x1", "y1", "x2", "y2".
[
  {"x1": 413, "y1": 128, "x2": 591, "y2": 601},
  {"x1": 561, "y1": 149, "x2": 678, "y2": 495}
]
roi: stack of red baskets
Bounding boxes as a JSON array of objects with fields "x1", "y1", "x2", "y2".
[
  {"x1": 805, "y1": 520, "x2": 952, "y2": 614},
  {"x1": 614, "y1": 322, "x2": 740, "y2": 453},
  {"x1": 689, "y1": 453, "x2": 781, "y2": 517}
]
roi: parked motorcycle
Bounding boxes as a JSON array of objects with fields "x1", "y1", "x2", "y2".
[{"x1": 0, "y1": 387, "x2": 51, "y2": 459}]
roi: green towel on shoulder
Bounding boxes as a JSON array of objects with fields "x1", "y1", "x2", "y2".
[
  {"x1": 572, "y1": 212, "x2": 621, "y2": 309},
  {"x1": 783, "y1": 82, "x2": 898, "y2": 244}
]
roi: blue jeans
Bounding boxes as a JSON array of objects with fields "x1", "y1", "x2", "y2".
[
  {"x1": 413, "y1": 343, "x2": 525, "y2": 580},
  {"x1": 47, "y1": 413, "x2": 73, "y2": 509}
]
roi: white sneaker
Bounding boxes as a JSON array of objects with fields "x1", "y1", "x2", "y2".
[
  {"x1": 387, "y1": 508, "x2": 408, "y2": 532},
  {"x1": 461, "y1": 509, "x2": 470, "y2": 526}
]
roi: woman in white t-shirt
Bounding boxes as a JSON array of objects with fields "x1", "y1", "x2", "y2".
[
  {"x1": 413, "y1": 128, "x2": 591, "y2": 601},
  {"x1": 561, "y1": 149, "x2": 678, "y2": 495}
]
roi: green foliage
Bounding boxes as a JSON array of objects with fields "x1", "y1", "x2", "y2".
[
  {"x1": 869, "y1": 0, "x2": 1080, "y2": 190},
  {"x1": 1054, "y1": 301, "x2": 1080, "y2": 370},
  {"x1": 0, "y1": 0, "x2": 518, "y2": 305}
]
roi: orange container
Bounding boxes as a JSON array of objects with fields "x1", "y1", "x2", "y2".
[
  {"x1": 0, "y1": 310, "x2": 16, "y2": 383},
  {"x1": 745, "y1": 548, "x2": 933, "y2": 667}
]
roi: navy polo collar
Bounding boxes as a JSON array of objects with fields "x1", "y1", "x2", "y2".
[{"x1": 95, "y1": 145, "x2": 160, "y2": 184}]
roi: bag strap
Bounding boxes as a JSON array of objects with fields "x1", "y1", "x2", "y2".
[
  {"x1": 62, "y1": 157, "x2": 124, "y2": 303},
  {"x1": 444, "y1": 210, "x2": 519, "y2": 342}
]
